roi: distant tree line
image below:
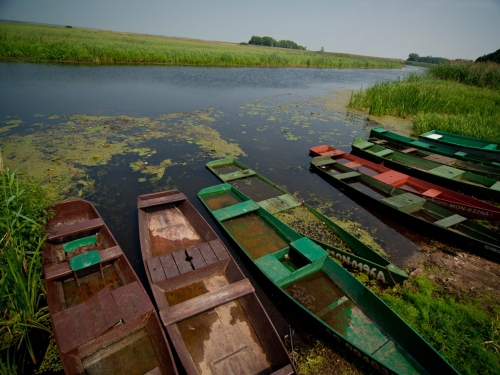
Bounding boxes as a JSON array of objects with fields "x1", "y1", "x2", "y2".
[
  {"x1": 248, "y1": 36, "x2": 306, "y2": 50},
  {"x1": 407, "y1": 53, "x2": 449, "y2": 64},
  {"x1": 476, "y1": 49, "x2": 500, "y2": 64}
]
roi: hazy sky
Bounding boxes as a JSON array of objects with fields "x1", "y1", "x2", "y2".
[{"x1": 1, "y1": 0, "x2": 499, "y2": 60}]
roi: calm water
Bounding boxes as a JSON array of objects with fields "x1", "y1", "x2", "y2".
[{"x1": 1, "y1": 62, "x2": 425, "y2": 336}]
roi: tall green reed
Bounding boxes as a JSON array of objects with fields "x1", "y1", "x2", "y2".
[
  {"x1": 0, "y1": 169, "x2": 51, "y2": 366},
  {"x1": 430, "y1": 61, "x2": 500, "y2": 91}
]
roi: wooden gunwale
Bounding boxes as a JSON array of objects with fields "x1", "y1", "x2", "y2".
[
  {"x1": 197, "y1": 185, "x2": 460, "y2": 375},
  {"x1": 43, "y1": 199, "x2": 178, "y2": 375},
  {"x1": 138, "y1": 190, "x2": 296, "y2": 375},
  {"x1": 351, "y1": 138, "x2": 500, "y2": 202},
  {"x1": 205, "y1": 158, "x2": 408, "y2": 285},
  {"x1": 419, "y1": 130, "x2": 500, "y2": 162},
  {"x1": 310, "y1": 157, "x2": 500, "y2": 263},
  {"x1": 310, "y1": 144, "x2": 500, "y2": 221},
  {"x1": 369, "y1": 126, "x2": 500, "y2": 177}
]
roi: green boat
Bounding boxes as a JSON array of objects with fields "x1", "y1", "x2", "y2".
[
  {"x1": 198, "y1": 184, "x2": 459, "y2": 375},
  {"x1": 370, "y1": 127, "x2": 500, "y2": 178},
  {"x1": 310, "y1": 155, "x2": 500, "y2": 263},
  {"x1": 352, "y1": 137, "x2": 500, "y2": 201},
  {"x1": 419, "y1": 129, "x2": 500, "y2": 162},
  {"x1": 206, "y1": 158, "x2": 408, "y2": 285}
]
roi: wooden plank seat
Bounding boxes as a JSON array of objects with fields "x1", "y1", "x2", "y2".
[
  {"x1": 333, "y1": 171, "x2": 362, "y2": 180},
  {"x1": 422, "y1": 189, "x2": 442, "y2": 198},
  {"x1": 381, "y1": 193, "x2": 426, "y2": 213},
  {"x1": 484, "y1": 144, "x2": 497, "y2": 150},
  {"x1": 423, "y1": 154, "x2": 457, "y2": 165},
  {"x1": 137, "y1": 192, "x2": 187, "y2": 209},
  {"x1": 160, "y1": 279, "x2": 254, "y2": 325},
  {"x1": 400, "y1": 147, "x2": 417, "y2": 154},
  {"x1": 375, "y1": 149, "x2": 394, "y2": 157},
  {"x1": 63, "y1": 235, "x2": 97, "y2": 252},
  {"x1": 44, "y1": 246, "x2": 122, "y2": 281},
  {"x1": 372, "y1": 140, "x2": 388, "y2": 145},
  {"x1": 52, "y1": 287, "x2": 122, "y2": 353},
  {"x1": 428, "y1": 165, "x2": 465, "y2": 180},
  {"x1": 111, "y1": 281, "x2": 155, "y2": 323},
  {"x1": 146, "y1": 240, "x2": 230, "y2": 283},
  {"x1": 213, "y1": 200, "x2": 260, "y2": 221},
  {"x1": 289, "y1": 238, "x2": 328, "y2": 263},
  {"x1": 69, "y1": 250, "x2": 103, "y2": 286},
  {"x1": 434, "y1": 214, "x2": 467, "y2": 228},
  {"x1": 319, "y1": 149, "x2": 345, "y2": 157},
  {"x1": 219, "y1": 169, "x2": 256, "y2": 182},
  {"x1": 343, "y1": 161, "x2": 362, "y2": 169},
  {"x1": 47, "y1": 218, "x2": 104, "y2": 240}
]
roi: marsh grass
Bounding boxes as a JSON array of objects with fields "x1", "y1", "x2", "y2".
[
  {"x1": 348, "y1": 72, "x2": 500, "y2": 140},
  {"x1": 0, "y1": 169, "x2": 52, "y2": 369},
  {"x1": 0, "y1": 22, "x2": 403, "y2": 69},
  {"x1": 376, "y1": 276, "x2": 500, "y2": 375},
  {"x1": 430, "y1": 61, "x2": 500, "y2": 91}
]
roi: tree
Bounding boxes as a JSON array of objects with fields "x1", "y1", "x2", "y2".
[{"x1": 407, "y1": 53, "x2": 419, "y2": 62}]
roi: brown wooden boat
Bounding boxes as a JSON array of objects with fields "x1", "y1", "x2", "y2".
[
  {"x1": 138, "y1": 190, "x2": 296, "y2": 375},
  {"x1": 43, "y1": 199, "x2": 178, "y2": 375}
]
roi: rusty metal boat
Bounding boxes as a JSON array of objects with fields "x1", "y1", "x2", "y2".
[{"x1": 43, "y1": 199, "x2": 178, "y2": 375}]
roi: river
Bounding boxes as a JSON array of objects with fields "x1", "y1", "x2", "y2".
[{"x1": 0, "y1": 62, "x2": 425, "y2": 341}]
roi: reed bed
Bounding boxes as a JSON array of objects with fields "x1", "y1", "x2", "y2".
[
  {"x1": 430, "y1": 61, "x2": 500, "y2": 91},
  {"x1": 0, "y1": 22, "x2": 403, "y2": 69},
  {"x1": 349, "y1": 72, "x2": 500, "y2": 141},
  {"x1": 0, "y1": 169, "x2": 52, "y2": 371}
]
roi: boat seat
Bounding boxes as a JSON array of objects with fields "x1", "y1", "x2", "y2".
[
  {"x1": 315, "y1": 296, "x2": 349, "y2": 318},
  {"x1": 311, "y1": 155, "x2": 336, "y2": 167},
  {"x1": 258, "y1": 194, "x2": 300, "y2": 214},
  {"x1": 320, "y1": 149, "x2": 345, "y2": 157},
  {"x1": 422, "y1": 189, "x2": 442, "y2": 198},
  {"x1": 219, "y1": 169, "x2": 256, "y2": 182},
  {"x1": 353, "y1": 140, "x2": 374, "y2": 150},
  {"x1": 63, "y1": 235, "x2": 97, "y2": 252},
  {"x1": 381, "y1": 193, "x2": 426, "y2": 213},
  {"x1": 410, "y1": 140, "x2": 431, "y2": 149},
  {"x1": 454, "y1": 151, "x2": 467, "y2": 157},
  {"x1": 428, "y1": 165, "x2": 465, "y2": 180},
  {"x1": 289, "y1": 238, "x2": 328, "y2": 263},
  {"x1": 372, "y1": 140, "x2": 387, "y2": 145},
  {"x1": 213, "y1": 200, "x2": 260, "y2": 221},
  {"x1": 69, "y1": 250, "x2": 104, "y2": 286},
  {"x1": 489, "y1": 181, "x2": 500, "y2": 191},
  {"x1": 400, "y1": 147, "x2": 417, "y2": 154},
  {"x1": 484, "y1": 144, "x2": 497, "y2": 150},
  {"x1": 333, "y1": 171, "x2": 361, "y2": 180},
  {"x1": 373, "y1": 171, "x2": 409, "y2": 186},
  {"x1": 47, "y1": 218, "x2": 104, "y2": 240},
  {"x1": 343, "y1": 161, "x2": 362, "y2": 169},
  {"x1": 256, "y1": 254, "x2": 291, "y2": 283},
  {"x1": 137, "y1": 192, "x2": 187, "y2": 209},
  {"x1": 375, "y1": 149, "x2": 394, "y2": 157},
  {"x1": 434, "y1": 214, "x2": 467, "y2": 228}
]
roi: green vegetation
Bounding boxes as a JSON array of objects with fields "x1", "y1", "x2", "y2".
[
  {"x1": 0, "y1": 22, "x2": 403, "y2": 68},
  {"x1": 476, "y1": 48, "x2": 500, "y2": 64},
  {"x1": 348, "y1": 62, "x2": 500, "y2": 140},
  {"x1": 0, "y1": 167, "x2": 52, "y2": 371},
  {"x1": 375, "y1": 276, "x2": 499, "y2": 375},
  {"x1": 407, "y1": 53, "x2": 449, "y2": 64},
  {"x1": 248, "y1": 35, "x2": 306, "y2": 50}
]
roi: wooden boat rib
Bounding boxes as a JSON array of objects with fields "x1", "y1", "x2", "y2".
[
  {"x1": 137, "y1": 190, "x2": 296, "y2": 375},
  {"x1": 351, "y1": 137, "x2": 500, "y2": 201},
  {"x1": 310, "y1": 155, "x2": 500, "y2": 263},
  {"x1": 419, "y1": 129, "x2": 500, "y2": 162},
  {"x1": 369, "y1": 126, "x2": 500, "y2": 179},
  {"x1": 198, "y1": 184, "x2": 459, "y2": 375},
  {"x1": 43, "y1": 199, "x2": 178, "y2": 375},
  {"x1": 310, "y1": 145, "x2": 500, "y2": 221},
  {"x1": 206, "y1": 158, "x2": 408, "y2": 285}
]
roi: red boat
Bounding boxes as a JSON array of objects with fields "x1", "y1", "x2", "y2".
[{"x1": 310, "y1": 145, "x2": 500, "y2": 221}]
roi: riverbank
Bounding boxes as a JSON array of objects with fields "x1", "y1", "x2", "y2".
[
  {"x1": 348, "y1": 61, "x2": 500, "y2": 140},
  {"x1": 0, "y1": 22, "x2": 404, "y2": 68}
]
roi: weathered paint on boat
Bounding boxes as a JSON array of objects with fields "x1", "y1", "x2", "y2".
[
  {"x1": 137, "y1": 190, "x2": 296, "y2": 375},
  {"x1": 351, "y1": 137, "x2": 500, "y2": 202},
  {"x1": 198, "y1": 185, "x2": 460, "y2": 375},
  {"x1": 369, "y1": 127, "x2": 500, "y2": 179},
  {"x1": 205, "y1": 158, "x2": 408, "y2": 285},
  {"x1": 310, "y1": 145, "x2": 500, "y2": 221},
  {"x1": 43, "y1": 199, "x2": 178, "y2": 375},
  {"x1": 420, "y1": 129, "x2": 500, "y2": 162},
  {"x1": 310, "y1": 156, "x2": 500, "y2": 263}
]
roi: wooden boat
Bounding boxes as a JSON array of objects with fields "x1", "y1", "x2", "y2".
[
  {"x1": 419, "y1": 129, "x2": 500, "y2": 162},
  {"x1": 206, "y1": 158, "x2": 408, "y2": 285},
  {"x1": 369, "y1": 126, "x2": 500, "y2": 179},
  {"x1": 310, "y1": 145, "x2": 500, "y2": 221},
  {"x1": 137, "y1": 190, "x2": 296, "y2": 375},
  {"x1": 42, "y1": 199, "x2": 178, "y2": 375},
  {"x1": 198, "y1": 184, "x2": 459, "y2": 375},
  {"x1": 310, "y1": 156, "x2": 500, "y2": 263},
  {"x1": 351, "y1": 137, "x2": 500, "y2": 201}
]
